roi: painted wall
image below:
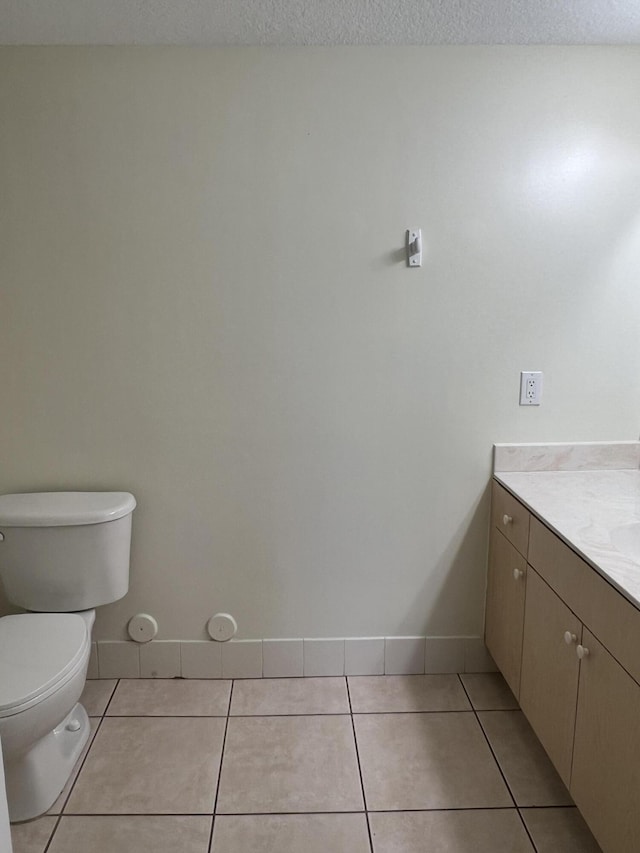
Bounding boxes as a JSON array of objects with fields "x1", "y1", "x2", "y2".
[{"x1": 1, "y1": 47, "x2": 639, "y2": 641}]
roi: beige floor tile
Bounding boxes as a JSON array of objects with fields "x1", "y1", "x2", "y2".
[
  {"x1": 80, "y1": 680, "x2": 118, "y2": 716},
  {"x1": 348, "y1": 675, "x2": 471, "y2": 713},
  {"x1": 48, "y1": 717, "x2": 100, "y2": 814},
  {"x1": 230, "y1": 677, "x2": 349, "y2": 716},
  {"x1": 478, "y1": 711, "x2": 573, "y2": 806},
  {"x1": 369, "y1": 809, "x2": 535, "y2": 853},
  {"x1": 65, "y1": 716, "x2": 225, "y2": 814},
  {"x1": 217, "y1": 715, "x2": 364, "y2": 813},
  {"x1": 211, "y1": 814, "x2": 371, "y2": 853},
  {"x1": 354, "y1": 712, "x2": 512, "y2": 810},
  {"x1": 520, "y1": 807, "x2": 603, "y2": 852},
  {"x1": 106, "y1": 678, "x2": 231, "y2": 716},
  {"x1": 459, "y1": 673, "x2": 519, "y2": 710},
  {"x1": 47, "y1": 816, "x2": 212, "y2": 852},
  {"x1": 10, "y1": 816, "x2": 57, "y2": 853}
]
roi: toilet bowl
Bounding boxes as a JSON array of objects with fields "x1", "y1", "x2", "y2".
[
  {"x1": 0, "y1": 490, "x2": 135, "y2": 823},
  {"x1": 0, "y1": 611, "x2": 94, "y2": 822}
]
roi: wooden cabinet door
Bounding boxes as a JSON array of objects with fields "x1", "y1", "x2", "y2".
[
  {"x1": 485, "y1": 527, "x2": 527, "y2": 698},
  {"x1": 571, "y1": 629, "x2": 640, "y2": 853},
  {"x1": 519, "y1": 567, "x2": 582, "y2": 786}
]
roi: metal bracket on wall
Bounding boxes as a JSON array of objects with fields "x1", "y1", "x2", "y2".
[{"x1": 406, "y1": 228, "x2": 422, "y2": 267}]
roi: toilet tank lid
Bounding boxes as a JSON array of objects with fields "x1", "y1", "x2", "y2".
[{"x1": 0, "y1": 492, "x2": 136, "y2": 527}]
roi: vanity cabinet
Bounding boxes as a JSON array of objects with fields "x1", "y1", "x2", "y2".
[
  {"x1": 519, "y1": 566, "x2": 581, "y2": 787},
  {"x1": 490, "y1": 479, "x2": 530, "y2": 556},
  {"x1": 485, "y1": 526, "x2": 527, "y2": 698},
  {"x1": 571, "y1": 629, "x2": 640, "y2": 852},
  {"x1": 485, "y1": 482, "x2": 529, "y2": 698},
  {"x1": 486, "y1": 481, "x2": 640, "y2": 853}
]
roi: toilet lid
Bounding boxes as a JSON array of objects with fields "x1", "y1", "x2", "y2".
[{"x1": 0, "y1": 614, "x2": 89, "y2": 715}]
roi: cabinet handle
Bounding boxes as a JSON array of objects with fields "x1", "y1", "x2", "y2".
[
  {"x1": 564, "y1": 631, "x2": 577, "y2": 645},
  {"x1": 576, "y1": 644, "x2": 590, "y2": 660},
  {"x1": 513, "y1": 568, "x2": 524, "y2": 580},
  {"x1": 502, "y1": 514, "x2": 513, "y2": 526}
]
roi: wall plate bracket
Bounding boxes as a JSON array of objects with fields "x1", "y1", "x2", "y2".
[{"x1": 407, "y1": 229, "x2": 422, "y2": 267}]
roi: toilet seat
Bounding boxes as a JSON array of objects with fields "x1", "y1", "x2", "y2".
[{"x1": 0, "y1": 614, "x2": 89, "y2": 718}]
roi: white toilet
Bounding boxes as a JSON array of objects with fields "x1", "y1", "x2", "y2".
[
  {"x1": 0, "y1": 491, "x2": 136, "y2": 823},
  {"x1": 0, "y1": 737, "x2": 12, "y2": 852}
]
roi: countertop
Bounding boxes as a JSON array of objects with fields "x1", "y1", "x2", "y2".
[{"x1": 495, "y1": 466, "x2": 640, "y2": 612}]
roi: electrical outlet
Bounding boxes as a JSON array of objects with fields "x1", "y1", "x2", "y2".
[{"x1": 520, "y1": 371, "x2": 543, "y2": 406}]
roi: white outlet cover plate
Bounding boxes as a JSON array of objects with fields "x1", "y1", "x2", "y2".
[{"x1": 520, "y1": 371, "x2": 543, "y2": 405}]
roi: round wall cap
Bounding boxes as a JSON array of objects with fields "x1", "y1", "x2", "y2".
[
  {"x1": 207, "y1": 613, "x2": 237, "y2": 642},
  {"x1": 128, "y1": 613, "x2": 158, "y2": 643}
]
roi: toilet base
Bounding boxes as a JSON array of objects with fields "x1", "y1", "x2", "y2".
[{"x1": 5, "y1": 703, "x2": 90, "y2": 823}]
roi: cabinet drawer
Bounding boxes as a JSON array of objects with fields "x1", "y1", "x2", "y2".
[
  {"x1": 485, "y1": 527, "x2": 527, "y2": 698},
  {"x1": 529, "y1": 517, "x2": 640, "y2": 686},
  {"x1": 491, "y1": 481, "x2": 530, "y2": 557}
]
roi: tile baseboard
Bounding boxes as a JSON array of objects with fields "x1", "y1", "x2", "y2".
[{"x1": 91, "y1": 636, "x2": 496, "y2": 679}]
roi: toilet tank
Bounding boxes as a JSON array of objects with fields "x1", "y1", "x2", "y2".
[{"x1": 0, "y1": 492, "x2": 136, "y2": 612}]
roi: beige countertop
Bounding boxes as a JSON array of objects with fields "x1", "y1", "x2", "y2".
[{"x1": 493, "y1": 442, "x2": 640, "y2": 611}]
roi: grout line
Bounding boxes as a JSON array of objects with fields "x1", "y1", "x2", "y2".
[
  {"x1": 102, "y1": 714, "x2": 231, "y2": 719},
  {"x1": 516, "y1": 807, "x2": 541, "y2": 853},
  {"x1": 42, "y1": 813, "x2": 63, "y2": 853},
  {"x1": 84, "y1": 709, "x2": 481, "y2": 719},
  {"x1": 41, "y1": 689, "x2": 115, "y2": 852},
  {"x1": 345, "y1": 676, "x2": 375, "y2": 853},
  {"x1": 456, "y1": 675, "x2": 519, "y2": 812},
  {"x1": 468, "y1": 721, "x2": 543, "y2": 849},
  {"x1": 516, "y1": 804, "x2": 577, "y2": 810},
  {"x1": 225, "y1": 681, "x2": 233, "y2": 717},
  {"x1": 54, "y1": 805, "x2": 540, "y2": 816},
  {"x1": 53, "y1": 810, "x2": 218, "y2": 817},
  {"x1": 350, "y1": 708, "x2": 474, "y2": 716},
  {"x1": 363, "y1": 805, "x2": 540, "y2": 813},
  {"x1": 207, "y1": 679, "x2": 234, "y2": 851},
  {"x1": 52, "y1": 716, "x2": 105, "y2": 814},
  {"x1": 101, "y1": 677, "x2": 120, "y2": 716}
]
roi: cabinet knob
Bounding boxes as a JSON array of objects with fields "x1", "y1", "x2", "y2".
[
  {"x1": 502, "y1": 514, "x2": 513, "y2": 526},
  {"x1": 564, "y1": 631, "x2": 577, "y2": 645},
  {"x1": 576, "y1": 645, "x2": 590, "y2": 660},
  {"x1": 513, "y1": 568, "x2": 524, "y2": 580}
]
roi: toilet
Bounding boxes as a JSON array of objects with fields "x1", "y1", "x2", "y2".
[
  {"x1": 0, "y1": 737, "x2": 12, "y2": 852},
  {"x1": 0, "y1": 491, "x2": 136, "y2": 823}
]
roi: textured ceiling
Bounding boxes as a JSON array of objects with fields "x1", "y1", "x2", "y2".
[{"x1": 2, "y1": 0, "x2": 640, "y2": 45}]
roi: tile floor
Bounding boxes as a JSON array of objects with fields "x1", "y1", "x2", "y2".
[{"x1": 10, "y1": 673, "x2": 603, "y2": 853}]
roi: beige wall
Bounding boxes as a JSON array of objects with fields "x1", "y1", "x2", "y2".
[{"x1": 1, "y1": 47, "x2": 639, "y2": 641}]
